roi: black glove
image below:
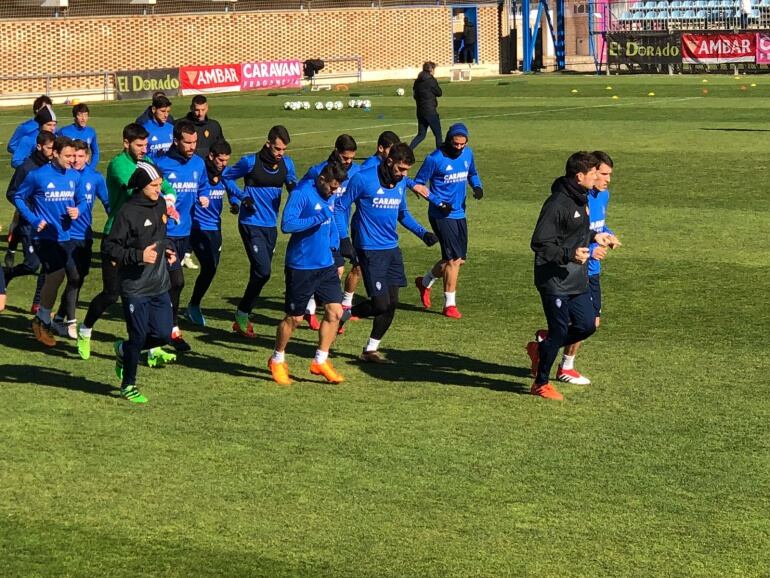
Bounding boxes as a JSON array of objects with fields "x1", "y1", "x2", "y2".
[
  {"x1": 437, "y1": 202, "x2": 453, "y2": 217},
  {"x1": 339, "y1": 237, "x2": 355, "y2": 259},
  {"x1": 240, "y1": 197, "x2": 255, "y2": 211},
  {"x1": 229, "y1": 203, "x2": 240, "y2": 215},
  {"x1": 473, "y1": 187, "x2": 484, "y2": 200},
  {"x1": 422, "y1": 232, "x2": 439, "y2": 247}
]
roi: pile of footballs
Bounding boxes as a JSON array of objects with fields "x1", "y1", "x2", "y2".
[{"x1": 283, "y1": 99, "x2": 372, "y2": 111}]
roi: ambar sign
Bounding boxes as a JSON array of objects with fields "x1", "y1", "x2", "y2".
[
  {"x1": 607, "y1": 33, "x2": 682, "y2": 64},
  {"x1": 115, "y1": 68, "x2": 180, "y2": 100}
]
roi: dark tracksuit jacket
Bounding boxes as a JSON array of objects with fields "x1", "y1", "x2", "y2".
[
  {"x1": 183, "y1": 112, "x2": 224, "y2": 159},
  {"x1": 103, "y1": 193, "x2": 171, "y2": 298},
  {"x1": 412, "y1": 71, "x2": 442, "y2": 117},
  {"x1": 531, "y1": 176, "x2": 597, "y2": 296}
]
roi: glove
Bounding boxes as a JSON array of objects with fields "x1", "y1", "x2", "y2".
[
  {"x1": 473, "y1": 187, "x2": 484, "y2": 200},
  {"x1": 241, "y1": 197, "x2": 255, "y2": 211},
  {"x1": 422, "y1": 232, "x2": 439, "y2": 247},
  {"x1": 229, "y1": 203, "x2": 240, "y2": 215},
  {"x1": 165, "y1": 203, "x2": 180, "y2": 224},
  {"x1": 339, "y1": 237, "x2": 355, "y2": 259},
  {"x1": 437, "y1": 201, "x2": 453, "y2": 217}
]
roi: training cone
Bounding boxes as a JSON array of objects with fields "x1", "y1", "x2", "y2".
[
  {"x1": 702, "y1": 79, "x2": 709, "y2": 83},
  {"x1": 751, "y1": 83, "x2": 757, "y2": 87},
  {"x1": 702, "y1": 88, "x2": 709, "y2": 95},
  {"x1": 648, "y1": 92, "x2": 655, "y2": 96},
  {"x1": 606, "y1": 86, "x2": 613, "y2": 90},
  {"x1": 611, "y1": 95, "x2": 619, "y2": 100},
  {"x1": 570, "y1": 89, "x2": 578, "y2": 93}
]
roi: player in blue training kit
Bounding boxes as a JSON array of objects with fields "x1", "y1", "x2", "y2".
[
  {"x1": 52, "y1": 140, "x2": 109, "y2": 338},
  {"x1": 58, "y1": 103, "x2": 100, "y2": 167},
  {"x1": 299, "y1": 134, "x2": 360, "y2": 330},
  {"x1": 336, "y1": 143, "x2": 438, "y2": 363},
  {"x1": 143, "y1": 94, "x2": 174, "y2": 158},
  {"x1": 268, "y1": 162, "x2": 349, "y2": 386},
  {"x1": 360, "y1": 131, "x2": 401, "y2": 171},
  {"x1": 13, "y1": 136, "x2": 86, "y2": 348},
  {"x1": 154, "y1": 121, "x2": 211, "y2": 351},
  {"x1": 11, "y1": 104, "x2": 57, "y2": 169},
  {"x1": 185, "y1": 140, "x2": 237, "y2": 325},
  {"x1": 552, "y1": 150, "x2": 621, "y2": 385},
  {"x1": 413, "y1": 123, "x2": 483, "y2": 320},
  {"x1": 7, "y1": 95, "x2": 52, "y2": 156},
  {"x1": 223, "y1": 125, "x2": 297, "y2": 339}
]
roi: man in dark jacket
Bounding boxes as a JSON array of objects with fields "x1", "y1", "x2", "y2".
[
  {"x1": 103, "y1": 162, "x2": 177, "y2": 403},
  {"x1": 526, "y1": 152, "x2": 613, "y2": 401},
  {"x1": 408, "y1": 62, "x2": 443, "y2": 151},
  {"x1": 184, "y1": 95, "x2": 225, "y2": 159}
]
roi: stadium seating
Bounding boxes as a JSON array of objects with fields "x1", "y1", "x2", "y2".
[{"x1": 609, "y1": 0, "x2": 768, "y2": 30}]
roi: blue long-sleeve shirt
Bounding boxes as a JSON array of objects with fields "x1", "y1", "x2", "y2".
[
  {"x1": 335, "y1": 165, "x2": 427, "y2": 251},
  {"x1": 13, "y1": 163, "x2": 86, "y2": 242},
  {"x1": 587, "y1": 188, "x2": 615, "y2": 277},
  {"x1": 154, "y1": 149, "x2": 210, "y2": 238},
  {"x1": 69, "y1": 165, "x2": 109, "y2": 240},
  {"x1": 192, "y1": 169, "x2": 238, "y2": 232},
  {"x1": 414, "y1": 146, "x2": 482, "y2": 220},
  {"x1": 222, "y1": 153, "x2": 297, "y2": 228},
  {"x1": 11, "y1": 132, "x2": 40, "y2": 169},
  {"x1": 7, "y1": 117, "x2": 37, "y2": 155},
  {"x1": 143, "y1": 118, "x2": 173, "y2": 158},
  {"x1": 59, "y1": 123, "x2": 100, "y2": 167},
  {"x1": 300, "y1": 160, "x2": 362, "y2": 234},
  {"x1": 282, "y1": 179, "x2": 338, "y2": 270},
  {"x1": 357, "y1": 154, "x2": 421, "y2": 193}
]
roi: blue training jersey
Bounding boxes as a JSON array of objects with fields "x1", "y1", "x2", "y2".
[
  {"x1": 192, "y1": 170, "x2": 238, "y2": 232},
  {"x1": 222, "y1": 153, "x2": 297, "y2": 228},
  {"x1": 300, "y1": 159, "x2": 362, "y2": 234},
  {"x1": 359, "y1": 154, "x2": 382, "y2": 171},
  {"x1": 69, "y1": 165, "x2": 109, "y2": 240},
  {"x1": 154, "y1": 149, "x2": 210, "y2": 238},
  {"x1": 415, "y1": 146, "x2": 482, "y2": 220},
  {"x1": 59, "y1": 124, "x2": 100, "y2": 167},
  {"x1": 143, "y1": 118, "x2": 174, "y2": 158},
  {"x1": 7, "y1": 118, "x2": 38, "y2": 155},
  {"x1": 336, "y1": 165, "x2": 427, "y2": 251},
  {"x1": 11, "y1": 131, "x2": 40, "y2": 169},
  {"x1": 588, "y1": 188, "x2": 615, "y2": 277},
  {"x1": 282, "y1": 178, "x2": 339, "y2": 270},
  {"x1": 13, "y1": 163, "x2": 86, "y2": 242}
]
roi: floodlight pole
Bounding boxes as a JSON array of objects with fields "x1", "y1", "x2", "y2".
[{"x1": 521, "y1": 0, "x2": 566, "y2": 72}]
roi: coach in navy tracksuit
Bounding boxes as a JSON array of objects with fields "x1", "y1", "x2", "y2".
[{"x1": 528, "y1": 151, "x2": 613, "y2": 401}]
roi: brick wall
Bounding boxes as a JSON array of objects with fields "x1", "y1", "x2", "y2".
[{"x1": 0, "y1": 5, "x2": 501, "y2": 95}]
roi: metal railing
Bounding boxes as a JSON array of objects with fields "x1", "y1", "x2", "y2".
[{"x1": 0, "y1": 70, "x2": 113, "y2": 103}]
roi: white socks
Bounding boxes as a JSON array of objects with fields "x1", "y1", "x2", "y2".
[
  {"x1": 79, "y1": 324, "x2": 92, "y2": 338},
  {"x1": 560, "y1": 354, "x2": 575, "y2": 370},
  {"x1": 422, "y1": 271, "x2": 436, "y2": 289},
  {"x1": 365, "y1": 338, "x2": 381, "y2": 352},
  {"x1": 305, "y1": 297, "x2": 317, "y2": 315},
  {"x1": 444, "y1": 291, "x2": 456, "y2": 307},
  {"x1": 271, "y1": 350, "x2": 285, "y2": 363},
  {"x1": 314, "y1": 349, "x2": 329, "y2": 364},
  {"x1": 342, "y1": 292, "x2": 355, "y2": 307}
]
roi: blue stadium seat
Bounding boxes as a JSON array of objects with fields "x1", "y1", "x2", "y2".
[
  {"x1": 694, "y1": 0, "x2": 707, "y2": 6},
  {"x1": 680, "y1": 0, "x2": 694, "y2": 7},
  {"x1": 695, "y1": 8, "x2": 708, "y2": 16},
  {"x1": 619, "y1": 10, "x2": 632, "y2": 19},
  {"x1": 657, "y1": 0, "x2": 669, "y2": 6},
  {"x1": 633, "y1": 10, "x2": 646, "y2": 18},
  {"x1": 645, "y1": 0, "x2": 657, "y2": 8},
  {"x1": 761, "y1": 0, "x2": 770, "y2": 7},
  {"x1": 682, "y1": 8, "x2": 697, "y2": 16},
  {"x1": 670, "y1": 9, "x2": 683, "y2": 16},
  {"x1": 631, "y1": 1, "x2": 644, "y2": 8},
  {"x1": 670, "y1": 0, "x2": 682, "y2": 7},
  {"x1": 655, "y1": 9, "x2": 668, "y2": 17},
  {"x1": 751, "y1": 7, "x2": 761, "y2": 16},
  {"x1": 706, "y1": 0, "x2": 718, "y2": 8}
]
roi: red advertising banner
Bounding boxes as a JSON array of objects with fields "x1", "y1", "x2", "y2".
[
  {"x1": 240, "y1": 59, "x2": 302, "y2": 91},
  {"x1": 756, "y1": 32, "x2": 770, "y2": 64},
  {"x1": 180, "y1": 64, "x2": 241, "y2": 95},
  {"x1": 681, "y1": 33, "x2": 755, "y2": 64}
]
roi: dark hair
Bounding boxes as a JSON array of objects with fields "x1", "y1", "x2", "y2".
[
  {"x1": 32, "y1": 95, "x2": 52, "y2": 115},
  {"x1": 320, "y1": 160, "x2": 348, "y2": 184},
  {"x1": 268, "y1": 125, "x2": 290, "y2": 145},
  {"x1": 191, "y1": 95, "x2": 207, "y2": 107},
  {"x1": 152, "y1": 95, "x2": 172, "y2": 109},
  {"x1": 36, "y1": 130, "x2": 55, "y2": 146},
  {"x1": 72, "y1": 138, "x2": 89, "y2": 152},
  {"x1": 209, "y1": 140, "x2": 232, "y2": 157},
  {"x1": 53, "y1": 135, "x2": 74, "y2": 153},
  {"x1": 565, "y1": 151, "x2": 600, "y2": 178},
  {"x1": 590, "y1": 150, "x2": 614, "y2": 168},
  {"x1": 377, "y1": 131, "x2": 400, "y2": 149},
  {"x1": 72, "y1": 103, "x2": 90, "y2": 117},
  {"x1": 123, "y1": 122, "x2": 149, "y2": 143},
  {"x1": 334, "y1": 134, "x2": 357, "y2": 153},
  {"x1": 173, "y1": 120, "x2": 197, "y2": 141},
  {"x1": 151, "y1": 91, "x2": 167, "y2": 99},
  {"x1": 422, "y1": 61, "x2": 436, "y2": 73},
  {"x1": 387, "y1": 142, "x2": 415, "y2": 165}
]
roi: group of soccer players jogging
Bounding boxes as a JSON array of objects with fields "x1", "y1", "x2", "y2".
[{"x1": 1, "y1": 91, "x2": 619, "y2": 403}]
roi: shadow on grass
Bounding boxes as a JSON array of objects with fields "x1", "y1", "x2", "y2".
[
  {"x1": 700, "y1": 127, "x2": 770, "y2": 132},
  {"x1": 1, "y1": 364, "x2": 119, "y2": 398}
]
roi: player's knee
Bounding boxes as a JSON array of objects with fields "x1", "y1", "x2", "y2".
[
  {"x1": 324, "y1": 303, "x2": 343, "y2": 323},
  {"x1": 286, "y1": 315, "x2": 303, "y2": 329}
]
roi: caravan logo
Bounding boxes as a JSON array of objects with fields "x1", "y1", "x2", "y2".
[{"x1": 240, "y1": 60, "x2": 302, "y2": 91}]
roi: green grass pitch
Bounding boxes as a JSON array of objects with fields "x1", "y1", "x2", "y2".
[{"x1": 0, "y1": 74, "x2": 768, "y2": 576}]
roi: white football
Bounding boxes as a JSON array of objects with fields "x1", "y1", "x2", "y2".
[
  {"x1": 284, "y1": 102, "x2": 291, "y2": 110},
  {"x1": 348, "y1": 99, "x2": 356, "y2": 108},
  {"x1": 303, "y1": 101, "x2": 310, "y2": 110},
  {"x1": 325, "y1": 101, "x2": 334, "y2": 110},
  {"x1": 315, "y1": 102, "x2": 324, "y2": 110},
  {"x1": 396, "y1": 88, "x2": 405, "y2": 96},
  {"x1": 334, "y1": 101, "x2": 343, "y2": 110},
  {"x1": 363, "y1": 99, "x2": 371, "y2": 108},
  {"x1": 355, "y1": 99, "x2": 363, "y2": 108}
]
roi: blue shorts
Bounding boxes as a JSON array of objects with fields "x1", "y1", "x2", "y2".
[
  {"x1": 191, "y1": 228, "x2": 222, "y2": 270},
  {"x1": 429, "y1": 216, "x2": 468, "y2": 261},
  {"x1": 33, "y1": 239, "x2": 68, "y2": 274},
  {"x1": 284, "y1": 265, "x2": 342, "y2": 316},
  {"x1": 589, "y1": 274, "x2": 602, "y2": 317},
  {"x1": 357, "y1": 247, "x2": 407, "y2": 297},
  {"x1": 168, "y1": 236, "x2": 190, "y2": 272},
  {"x1": 63, "y1": 238, "x2": 94, "y2": 278},
  {"x1": 333, "y1": 250, "x2": 345, "y2": 269},
  {"x1": 239, "y1": 223, "x2": 277, "y2": 279},
  {"x1": 0, "y1": 263, "x2": 5, "y2": 294}
]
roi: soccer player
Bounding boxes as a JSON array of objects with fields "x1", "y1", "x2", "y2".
[
  {"x1": 13, "y1": 136, "x2": 86, "y2": 347},
  {"x1": 59, "y1": 103, "x2": 100, "y2": 167},
  {"x1": 142, "y1": 94, "x2": 174, "y2": 158},
  {"x1": 360, "y1": 131, "x2": 400, "y2": 170},
  {"x1": 135, "y1": 91, "x2": 176, "y2": 126},
  {"x1": 154, "y1": 121, "x2": 210, "y2": 350},
  {"x1": 526, "y1": 151, "x2": 613, "y2": 400},
  {"x1": 408, "y1": 62, "x2": 443, "y2": 151},
  {"x1": 223, "y1": 125, "x2": 297, "y2": 338},
  {"x1": 184, "y1": 95, "x2": 225, "y2": 159},
  {"x1": 299, "y1": 134, "x2": 360, "y2": 329},
  {"x1": 11, "y1": 104, "x2": 57, "y2": 169},
  {"x1": 413, "y1": 123, "x2": 483, "y2": 319},
  {"x1": 76, "y1": 123, "x2": 176, "y2": 360},
  {"x1": 52, "y1": 139, "x2": 109, "y2": 338},
  {"x1": 103, "y1": 162, "x2": 178, "y2": 404},
  {"x1": 268, "y1": 162, "x2": 349, "y2": 386},
  {"x1": 553, "y1": 151, "x2": 621, "y2": 385},
  {"x1": 7, "y1": 95, "x2": 52, "y2": 155},
  {"x1": 185, "y1": 140, "x2": 235, "y2": 325},
  {"x1": 336, "y1": 143, "x2": 438, "y2": 363}
]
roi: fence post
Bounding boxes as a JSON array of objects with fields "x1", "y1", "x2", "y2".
[{"x1": 45, "y1": 75, "x2": 51, "y2": 96}]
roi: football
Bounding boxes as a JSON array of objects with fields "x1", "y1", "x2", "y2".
[{"x1": 396, "y1": 88, "x2": 405, "y2": 96}]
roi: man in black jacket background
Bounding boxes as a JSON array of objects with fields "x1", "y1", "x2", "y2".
[
  {"x1": 408, "y1": 62, "x2": 443, "y2": 151},
  {"x1": 526, "y1": 152, "x2": 613, "y2": 401}
]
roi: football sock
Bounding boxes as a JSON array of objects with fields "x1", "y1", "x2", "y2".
[
  {"x1": 342, "y1": 292, "x2": 355, "y2": 307},
  {"x1": 444, "y1": 291, "x2": 456, "y2": 307},
  {"x1": 79, "y1": 324, "x2": 92, "y2": 338},
  {"x1": 365, "y1": 338, "x2": 381, "y2": 353},
  {"x1": 560, "y1": 354, "x2": 575, "y2": 370},
  {"x1": 271, "y1": 350, "x2": 285, "y2": 363},
  {"x1": 305, "y1": 297, "x2": 317, "y2": 315},
  {"x1": 37, "y1": 306, "x2": 52, "y2": 325},
  {"x1": 314, "y1": 349, "x2": 329, "y2": 364},
  {"x1": 422, "y1": 271, "x2": 436, "y2": 289}
]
